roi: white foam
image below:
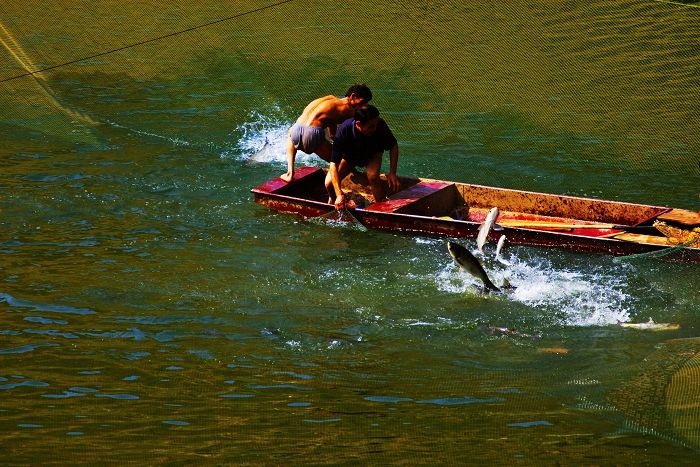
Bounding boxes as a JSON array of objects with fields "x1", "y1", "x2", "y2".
[
  {"x1": 435, "y1": 251, "x2": 631, "y2": 327},
  {"x1": 229, "y1": 106, "x2": 324, "y2": 167}
]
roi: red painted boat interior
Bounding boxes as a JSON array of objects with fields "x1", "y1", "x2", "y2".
[{"x1": 365, "y1": 181, "x2": 453, "y2": 213}]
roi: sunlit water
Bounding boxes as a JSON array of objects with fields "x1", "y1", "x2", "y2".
[{"x1": 1, "y1": 0, "x2": 699, "y2": 464}]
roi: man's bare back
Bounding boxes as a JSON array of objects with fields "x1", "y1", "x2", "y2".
[
  {"x1": 281, "y1": 84, "x2": 372, "y2": 183},
  {"x1": 297, "y1": 95, "x2": 355, "y2": 129}
]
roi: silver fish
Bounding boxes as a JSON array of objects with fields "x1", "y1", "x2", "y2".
[
  {"x1": 447, "y1": 241, "x2": 500, "y2": 292},
  {"x1": 495, "y1": 235, "x2": 511, "y2": 265},
  {"x1": 618, "y1": 318, "x2": 680, "y2": 331},
  {"x1": 476, "y1": 207, "x2": 499, "y2": 254}
]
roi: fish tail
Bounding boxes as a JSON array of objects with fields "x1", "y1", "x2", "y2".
[{"x1": 484, "y1": 278, "x2": 501, "y2": 292}]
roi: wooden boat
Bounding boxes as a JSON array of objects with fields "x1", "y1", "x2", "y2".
[{"x1": 251, "y1": 166, "x2": 700, "y2": 262}]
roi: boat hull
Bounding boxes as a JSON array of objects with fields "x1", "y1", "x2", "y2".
[{"x1": 252, "y1": 167, "x2": 700, "y2": 262}]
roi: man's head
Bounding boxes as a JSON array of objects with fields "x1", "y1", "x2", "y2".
[
  {"x1": 346, "y1": 84, "x2": 372, "y2": 109},
  {"x1": 354, "y1": 105, "x2": 380, "y2": 136}
]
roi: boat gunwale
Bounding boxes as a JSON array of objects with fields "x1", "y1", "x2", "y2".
[{"x1": 251, "y1": 167, "x2": 699, "y2": 258}]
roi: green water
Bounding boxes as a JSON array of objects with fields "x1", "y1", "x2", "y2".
[{"x1": 1, "y1": 0, "x2": 699, "y2": 464}]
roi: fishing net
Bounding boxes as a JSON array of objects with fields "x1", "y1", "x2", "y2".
[{"x1": 608, "y1": 337, "x2": 700, "y2": 449}]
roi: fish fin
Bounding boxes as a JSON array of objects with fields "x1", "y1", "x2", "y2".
[
  {"x1": 501, "y1": 277, "x2": 516, "y2": 290},
  {"x1": 493, "y1": 223, "x2": 504, "y2": 231}
]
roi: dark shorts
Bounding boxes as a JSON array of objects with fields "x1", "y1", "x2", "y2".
[
  {"x1": 290, "y1": 123, "x2": 325, "y2": 154},
  {"x1": 343, "y1": 151, "x2": 381, "y2": 168}
]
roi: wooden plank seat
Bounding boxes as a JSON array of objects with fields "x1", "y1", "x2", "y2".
[{"x1": 365, "y1": 181, "x2": 455, "y2": 214}]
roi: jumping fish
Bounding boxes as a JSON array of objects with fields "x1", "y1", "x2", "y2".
[
  {"x1": 476, "y1": 207, "x2": 499, "y2": 255},
  {"x1": 495, "y1": 235, "x2": 511, "y2": 265},
  {"x1": 447, "y1": 241, "x2": 500, "y2": 292},
  {"x1": 618, "y1": 318, "x2": 680, "y2": 331}
]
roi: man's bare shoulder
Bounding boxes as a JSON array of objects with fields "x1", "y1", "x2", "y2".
[{"x1": 309, "y1": 94, "x2": 339, "y2": 106}]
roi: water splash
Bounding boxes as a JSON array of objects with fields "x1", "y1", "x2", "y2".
[
  {"x1": 435, "y1": 250, "x2": 632, "y2": 326},
  {"x1": 227, "y1": 106, "x2": 323, "y2": 166}
]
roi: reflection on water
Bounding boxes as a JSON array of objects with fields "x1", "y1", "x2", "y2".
[{"x1": 1, "y1": 0, "x2": 700, "y2": 464}]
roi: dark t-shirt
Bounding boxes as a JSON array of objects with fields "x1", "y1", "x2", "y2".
[{"x1": 331, "y1": 118, "x2": 397, "y2": 166}]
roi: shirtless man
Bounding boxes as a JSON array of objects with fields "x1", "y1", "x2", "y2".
[{"x1": 280, "y1": 84, "x2": 372, "y2": 182}]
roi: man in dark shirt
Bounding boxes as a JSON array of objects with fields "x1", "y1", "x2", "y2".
[{"x1": 325, "y1": 105, "x2": 400, "y2": 208}]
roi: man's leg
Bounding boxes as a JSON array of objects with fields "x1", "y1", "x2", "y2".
[
  {"x1": 315, "y1": 140, "x2": 332, "y2": 163},
  {"x1": 366, "y1": 153, "x2": 384, "y2": 203}
]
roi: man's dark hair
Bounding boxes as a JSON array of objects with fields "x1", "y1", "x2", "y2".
[
  {"x1": 354, "y1": 104, "x2": 380, "y2": 123},
  {"x1": 346, "y1": 83, "x2": 372, "y2": 101}
]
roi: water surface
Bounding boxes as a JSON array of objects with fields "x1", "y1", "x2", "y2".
[{"x1": 1, "y1": 0, "x2": 699, "y2": 464}]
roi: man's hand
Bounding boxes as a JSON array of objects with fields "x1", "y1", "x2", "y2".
[
  {"x1": 334, "y1": 193, "x2": 346, "y2": 210},
  {"x1": 387, "y1": 172, "x2": 400, "y2": 194},
  {"x1": 280, "y1": 170, "x2": 294, "y2": 183},
  {"x1": 334, "y1": 193, "x2": 358, "y2": 210}
]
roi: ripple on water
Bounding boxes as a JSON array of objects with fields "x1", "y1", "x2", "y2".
[
  {"x1": 415, "y1": 396, "x2": 504, "y2": 406},
  {"x1": 0, "y1": 343, "x2": 60, "y2": 354},
  {"x1": 42, "y1": 391, "x2": 87, "y2": 399},
  {"x1": 0, "y1": 379, "x2": 50, "y2": 390},
  {"x1": 287, "y1": 402, "x2": 312, "y2": 407},
  {"x1": 0, "y1": 292, "x2": 95, "y2": 315},
  {"x1": 364, "y1": 396, "x2": 413, "y2": 403},
  {"x1": 162, "y1": 420, "x2": 190, "y2": 426},
  {"x1": 508, "y1": 420, "x2": 553, "y2": 428},
  {"x1": 23, "y1": 316, "x2": 69, "y2": 325},
  {"x1": 94, "y1": 393, "x2": 140, "y2": 400}
]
